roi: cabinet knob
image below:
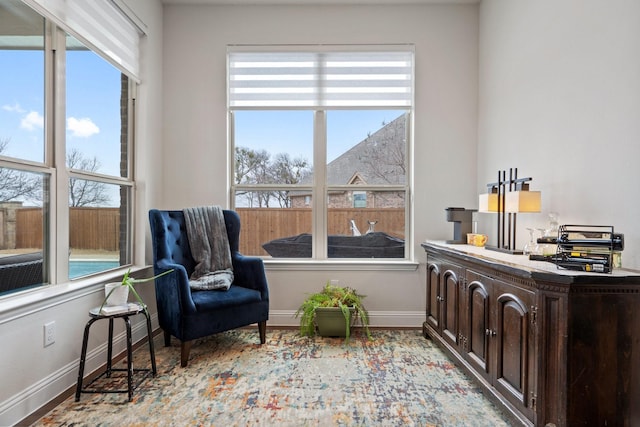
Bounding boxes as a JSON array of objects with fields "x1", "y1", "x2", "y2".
[{"x1": 485, "y1": 329, "x2": 496, "y2": 337}]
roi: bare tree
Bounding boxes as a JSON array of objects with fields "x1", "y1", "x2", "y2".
[
  {"x1": 235, "y1": 147, "x2": 270, "y2": 185},
  {"x1": 235, "y1": 146, "x2": 311, "y2": 207},
  {"x1": 0, "y1": 138, "x2": 42, "y2": 203},
  {"x1": 67, "y1": 148, "x2": 110, "y2": 207},
  {"x1": 235, "y1": 147, "x2": 271, "y2": 207},
  {"x1": 270, "y1": 153, "x2": 309, "y2": 207},
  {"x1": 0, "y1": 140, "x2": 111, "y2": 206}
]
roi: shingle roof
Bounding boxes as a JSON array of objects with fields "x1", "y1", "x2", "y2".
[{"x1": 326, "y1": 113, "x2": 406, "y2": 185}]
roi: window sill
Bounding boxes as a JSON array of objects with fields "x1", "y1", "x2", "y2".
[
  {"x1": 0, "y1": 265, "x2": 151, "y2": 321},
  {"x1": 263, "y1": 259, "x2": 419, "y2": 271}
]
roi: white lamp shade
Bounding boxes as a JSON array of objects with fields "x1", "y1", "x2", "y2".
[
  {"x1": 478, "y1": 193, "x2": 498, "y2": 213},
  {"x1": 505, "y1": 190, "x2": 541, "y2": 213}
]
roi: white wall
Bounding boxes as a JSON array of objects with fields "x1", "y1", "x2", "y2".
[
  {"x1": 2, "y1": 3, "x2": 478, "y2": 424},
  {"x1": 0, "y1": 1, "x2": 164, "y2": 425},
  {"x1": 161, "y1": 3, "x2": 479, "y2": 325},
  {"x1": 478, "y1": 0, "x2": 640, "y2": 268},
  {"x1": 6, "y1": 0, "x2": 640, "y2": 423},
  {"x1": 12, "y1": 0, "x2": 639, "y2": 423}
]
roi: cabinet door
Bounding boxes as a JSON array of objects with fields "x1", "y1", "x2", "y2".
[
  {"x1": 492, "y1": 281, "x2": 535, "y2": 421},
  {"x1": 465, "y1": 272, "x2": 492, "y2": 383},
  {"x1": 425, "y1": 259, "x2": 441, "y2": 331},
  {"x1": 441, "y1": 267, "x2": 460, "y2": 348}
]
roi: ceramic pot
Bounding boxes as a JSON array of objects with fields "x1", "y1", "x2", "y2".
[
  {"x1": 315, "y1": 306, "x2": 355, "y2": 337},
  {"x1": 104, "y1": 282, "x2": 129, "y2": 306}
]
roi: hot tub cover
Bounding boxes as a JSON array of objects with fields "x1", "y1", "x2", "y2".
[{"x1": 262, "y1": 232, "x2": 404, "y2": 258}]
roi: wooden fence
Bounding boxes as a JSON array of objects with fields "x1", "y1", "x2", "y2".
[
  {"x1": 13, "y1": 207, "x2": 120, "y2": 251},
  {"x1": 10, "y1": 207, "x2": 404, "y2": 256},
  {"x1": 15, "y1": 208, "x2": 43, "y2": 249},
  {"x1": 237, "y1": 207, "x2": 404, "y2": 256}
]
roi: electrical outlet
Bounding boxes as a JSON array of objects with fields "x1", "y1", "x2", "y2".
[{"x1": 44, "y1": 321, "x2": 56, "y2": 347}]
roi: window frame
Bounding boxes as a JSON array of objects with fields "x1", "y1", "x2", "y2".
[
  {"x1": 0, "y1": 2, "x2": 137, "y2": 298},
  {"x1": 56, "y1": 25, "x2": 136, "y2": 282},
  {"x1": 228, "y1": 45, "x2": 415, "y2": 265}
]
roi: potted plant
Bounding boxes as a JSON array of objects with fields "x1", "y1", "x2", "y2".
[
  {"x1": 295, "y1": 282, "x2": 371, "y2": 342},
  {"x1": 100, "y1": 268, "x2": 173, "y2": 314}
]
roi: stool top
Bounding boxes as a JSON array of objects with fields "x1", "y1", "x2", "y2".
[{"x1": 89, "y1": 303, "x2": 146, "y2": 318}]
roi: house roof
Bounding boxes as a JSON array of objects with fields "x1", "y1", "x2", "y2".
[{"x1": 325, "y1": 113, "x2": 406, "y2": 186}]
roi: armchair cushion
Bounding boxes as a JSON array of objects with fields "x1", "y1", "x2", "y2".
[{"x1": 192, "y1": 286, "x2": 262, "y2": 311}]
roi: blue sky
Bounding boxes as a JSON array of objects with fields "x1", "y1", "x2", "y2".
[
  {"x1": 235, "y1": 109, "x2": 404, "y2": 165},
  {"x1": 2, "y1": 46, "x2": 404, "y2": 182},
  {"x1": 0, "y1": 46, "x2": 122, "y2": 176},
  {"x1": 0, "y1": 50, "x2": 45, "y2": 163}
]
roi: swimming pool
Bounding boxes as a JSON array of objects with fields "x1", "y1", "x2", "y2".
[{"x1": 69, "y1": 260, "x2": 120, "y2": 279}]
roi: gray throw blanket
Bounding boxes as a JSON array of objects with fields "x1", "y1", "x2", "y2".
[{"x1": 183, "y1": 206, "x2": 234, "y2": 291}]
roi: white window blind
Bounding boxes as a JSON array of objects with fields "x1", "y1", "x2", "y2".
[
  {"x1": 21, "y1": 0, "x2": 142, "y2": 80},
  {"x1": 229, "y1": 49, "x2": 414, "y2": 108}
]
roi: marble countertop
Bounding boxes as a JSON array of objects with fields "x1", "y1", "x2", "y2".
[{"x1": 422, "y1": 240, "x2": 639, "y2": 279}]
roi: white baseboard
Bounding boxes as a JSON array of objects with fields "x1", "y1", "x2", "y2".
[
  {"x1": 0, "y1": 314, "x2": 157, "y2": 427},
  {"x1": 268, "y1": 310, "x2": 425, "y2": 328}
]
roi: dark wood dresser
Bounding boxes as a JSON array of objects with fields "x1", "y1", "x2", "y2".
[{"x1": 421, "y1": 241, "x2": 640, "y2": 427}]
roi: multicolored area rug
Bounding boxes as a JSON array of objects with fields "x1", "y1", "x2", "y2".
[{"x1": 33, "y1": 329, "x2": 510, "y2": 426}]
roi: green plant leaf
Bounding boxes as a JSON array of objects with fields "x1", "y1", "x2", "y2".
[
  {"x1": 99, "y1": 268, "x2": 174, "y2": 314},
  {"x1": 295, "y1": 280, "x2": 370, "y2": 342}
]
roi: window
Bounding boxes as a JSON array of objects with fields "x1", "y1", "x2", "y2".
[
  {"x1": 0, "y1": 0, "x2": 137, "y2": 295},
  {"x1": 353, "y1": 192, "x2": 367, "y2": 208},
  {"x1": 0, "y1": 1, "x2": 48, "y2": 293},
  {"x1": 229, "y1": 46, "x2": 413, "y2": 260},
  {"x1": 65, "y1": 34, "x2": 133, "y2": 278}
]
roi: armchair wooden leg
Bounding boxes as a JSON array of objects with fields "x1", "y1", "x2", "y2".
[
  {"x1": 258, "y1": 321, "x2": 267, "y2": 344},
  {"x1": 164, "y1": 330, "x2": 171, "y2": 347},
  {"x1": 180, "y1": 340, "x2": 192, "y2": 367}
]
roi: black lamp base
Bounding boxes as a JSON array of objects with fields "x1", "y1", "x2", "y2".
[
  {"x1": 484, "y1": 245, "x2": 523, "y2": 255},
  {"x1": 446, "y1": 240, "x2": 466, "y2": 245}
]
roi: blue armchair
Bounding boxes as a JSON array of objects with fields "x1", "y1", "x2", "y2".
[{"x1": 149, "y1": 209, "x2": 269, "y2": 367}]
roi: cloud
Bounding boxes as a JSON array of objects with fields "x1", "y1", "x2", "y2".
[
  {"x1": 67, "y1": 117, "x2": 100, "y2": 138},
  {"x1": 2, "y1": 103, "x2": 26, "y2": 113},
  {"x1": 20, "y1": 111, "x2": 44, "y2": 131}
]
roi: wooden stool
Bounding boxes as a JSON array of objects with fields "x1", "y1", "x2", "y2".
[{"x1": 75, "y1": 303, "x2": 156, "y2": 401}]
